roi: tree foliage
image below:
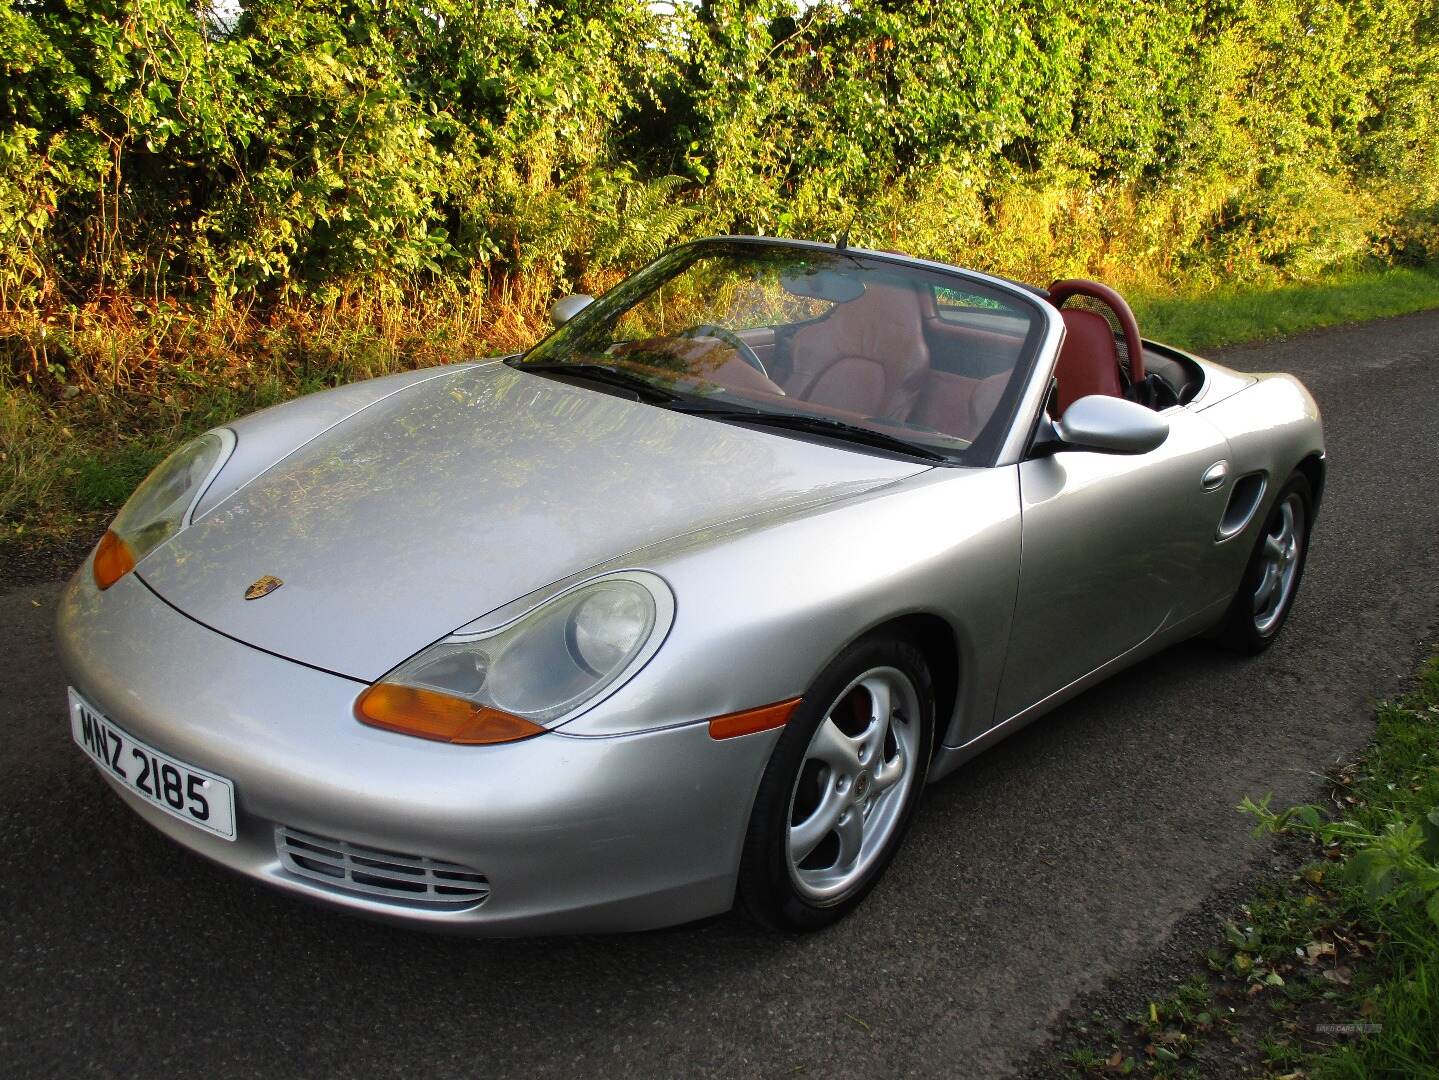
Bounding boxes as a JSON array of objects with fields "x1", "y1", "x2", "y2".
[{"x1": 2, "y1": 0, "x2": 1438, "y2": 309}]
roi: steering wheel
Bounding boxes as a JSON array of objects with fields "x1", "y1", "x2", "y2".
[{"x1": 679, "y1": 324, "x2": 769, "y2": 379}]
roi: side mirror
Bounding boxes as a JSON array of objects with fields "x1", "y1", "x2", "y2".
[
  {"x1": 551, "y1": 294, "x2": 594, "y2": 328},
  {"x1": 1042, "y1": 395, "x2": 1169, "y2": 456}
]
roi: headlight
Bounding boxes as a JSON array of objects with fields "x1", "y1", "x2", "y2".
[
  {"x1": 93, "y1": 429, "x2": 235, "y2": 590},
  {"x1": 355, "y1": 571, "x2": 675, "y2": 744}
]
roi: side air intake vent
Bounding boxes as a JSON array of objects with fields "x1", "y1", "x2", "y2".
[{"x1": 1217, "y1": 472, "x2": 1267, "y2": 541}]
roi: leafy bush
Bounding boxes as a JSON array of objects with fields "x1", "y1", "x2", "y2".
[{"x1": 2, "y1": 0, "x2": 1437, "y2": 316}]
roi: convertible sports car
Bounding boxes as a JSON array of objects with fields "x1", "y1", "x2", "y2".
[{"x1": 57, "y1": 237, "x2": 1324, "y2": 934}]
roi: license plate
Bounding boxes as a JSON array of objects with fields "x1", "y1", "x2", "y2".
[{"x1": 68, "y1": 687, "x2": 237, "y2": 841}]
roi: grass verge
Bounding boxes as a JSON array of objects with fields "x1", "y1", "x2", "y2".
[
  {"x1": 1132, "y1": 265, "x2": 1439, "y2": 352},
  {"x1": 1035, "y1": 654, "x2": 1439, "y2": 1078},
  {"x1": 3, "y1": 262, "x2": 1439, "y2": 553}
]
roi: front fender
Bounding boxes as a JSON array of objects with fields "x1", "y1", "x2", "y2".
[{"x1": 557, "y1": 466, "x2": 1023, "y2": 749}]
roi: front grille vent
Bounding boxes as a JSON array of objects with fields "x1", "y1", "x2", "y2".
[{"x1": 275, "y1": 827, "x2": 490, "y2": 907}]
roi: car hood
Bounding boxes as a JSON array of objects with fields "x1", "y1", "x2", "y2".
[{"x1": 137, "y1": 362, "x2": 927, "y2": 680}]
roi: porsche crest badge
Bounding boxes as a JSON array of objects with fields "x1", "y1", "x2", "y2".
[{"x1": 244, "y1": 575, "x2": 284, "y2": 600}]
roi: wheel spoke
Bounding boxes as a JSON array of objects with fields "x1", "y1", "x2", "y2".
[
  {"x1": 864, "y1": 676, "x2": 892, "y2": 727},
  {"x1": 872, "y1": 726, "x2": 908, "y2": 793},
  {"x1": 808, "y1": 716, "x2": 862, "y2": 773},
  {"x1": 790, "y1": 787, "x2": 844, "y2": 863},
  {"x1": 860, "y1": 676, "x2": 893, "y2": 767},
  {"x1": 1253, "y1": 565, "x2": 1278, "y2": 613},
  {"x1": 835, "y1": 808, "x2": 864, "y2": 868},
  {"x1": 1264, "y1": 534, "x2": 1285, "y2": 562},
  {"x1": 872, "y1": 748, "x2": 905, "y2": 793}
]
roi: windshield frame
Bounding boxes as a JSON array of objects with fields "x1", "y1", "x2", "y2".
[{"x1": 512, "y1": 236, "x2": 1062, "y2": 468}]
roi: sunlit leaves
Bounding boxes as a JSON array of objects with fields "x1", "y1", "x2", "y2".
[{"x1": 1, "y1": 0, "x2": 1438, "y2": 305}]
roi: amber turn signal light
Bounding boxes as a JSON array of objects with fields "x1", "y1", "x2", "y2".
[
  {"x1": 355, "y1": 684, "x2": 547, "y2": 745},
  {"x1": 93, "y1": 530, "x2": 137, "y2": 591},
  {"x1": 707, "y1": 697, "x2": 801, "y2": 740}
]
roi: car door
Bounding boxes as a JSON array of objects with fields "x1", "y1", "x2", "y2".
[{"x1": 995, "y1": 405, "x2": 1232, "y2": 720}]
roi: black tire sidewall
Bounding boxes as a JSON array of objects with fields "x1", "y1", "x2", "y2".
[{"x1": 738, "y1": 634, "x2": 935, "y2": 932}]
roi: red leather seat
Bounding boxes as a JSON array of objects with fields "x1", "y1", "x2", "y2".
[
  {"x1": 1047, "y1": 279, "x2": 1145, "y2": 418},
  {"x1": 909, "y1": 370, "x2": 1008, "y2": 441},
  {"x1": 784, "y1": 282, "x2": 931, "y2": 419},
  {"x1": 1052, "y1": 308, "x2": 1125, "y2": 416}
]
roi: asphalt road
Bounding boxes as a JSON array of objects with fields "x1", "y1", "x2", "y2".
[{"x1": 4, "y1": 311, "x2": 1437, "y2": 1079}]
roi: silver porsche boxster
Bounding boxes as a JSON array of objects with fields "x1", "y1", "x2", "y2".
[{"x1": 57, "y1": 237, "x2": 1324, "y2": 934}]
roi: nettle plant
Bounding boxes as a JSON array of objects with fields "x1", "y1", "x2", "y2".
[{"x1": 1242, "y1": 794, "x2": 1439, "y2": 931}]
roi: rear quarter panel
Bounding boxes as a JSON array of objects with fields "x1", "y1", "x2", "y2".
[{"x1": 1191, "y1": 371, "x2": 1326, "y2": 590}]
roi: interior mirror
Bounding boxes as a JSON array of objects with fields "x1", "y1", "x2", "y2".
[
  {"x1": 1049, "y1": 395, "x2": 1169, "y2": 455},
  {"x1": 551, "y1": 294, "x2": 594, "y2": 328},
  {"x1": 780, "y1": 268, "x2": 866, "y2": 303}
]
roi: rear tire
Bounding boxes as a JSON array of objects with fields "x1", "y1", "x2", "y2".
[
  {"x1": 1215, "y1": 473, "x2": 1313, "y2": 654},
  {"x1": 737, "y1": 634, "x2": 934, "y2": 932}
]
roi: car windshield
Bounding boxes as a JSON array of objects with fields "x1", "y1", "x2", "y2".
[{"x1": 512, "y1": 240, "x2": 1046, "y2": 464}]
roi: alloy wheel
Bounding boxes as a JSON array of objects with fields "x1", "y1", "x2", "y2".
[
  {"x1": 1253, "y1": 492, "x2": 1306, "y2": 635},
  {"x1": 785, "y1": 666, "x2": 922, "y2": 903}
]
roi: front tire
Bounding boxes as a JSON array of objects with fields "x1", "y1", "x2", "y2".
[
  {"x1": 1215, "y1": 472, "x2": 1313, "y2": 654},
  {"x1": 738, "y1": 634, "x2": 934, "y2": 932}
]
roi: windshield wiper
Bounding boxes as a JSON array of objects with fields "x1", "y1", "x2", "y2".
[
  {"x1": 513, "y1": 361, "x2": 686, "y2": 404},
  {"x1": 677, "y1": 406, "x2": 952, "y2": 463}
]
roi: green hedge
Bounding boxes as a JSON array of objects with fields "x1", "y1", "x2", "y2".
[{"x1": 3, "y1": 0, "x2": 1438, "y2": 307}]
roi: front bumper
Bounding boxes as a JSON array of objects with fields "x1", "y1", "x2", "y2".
[{"x1": 55, "y1": 565, "x2": 781, "y2": 935}]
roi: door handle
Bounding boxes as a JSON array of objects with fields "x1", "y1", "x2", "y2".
[{"x1": 1201, "y1": 460, "x2": 1229, "y2": 492}]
